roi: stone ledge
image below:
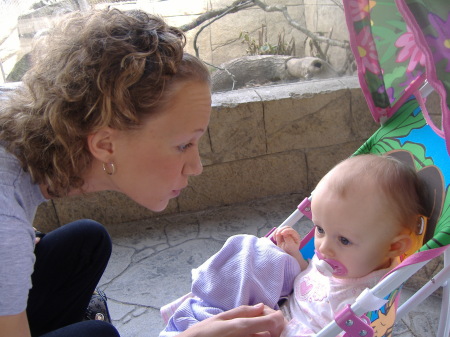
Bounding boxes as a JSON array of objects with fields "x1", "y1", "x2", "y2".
[{"x1": 31, "y1": 76, "x2": 380, "y2": 231}]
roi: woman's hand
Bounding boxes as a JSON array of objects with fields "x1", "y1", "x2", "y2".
[
  {"x1": 179, "y1": 303, "x2": 286, "y2": 337},
  {"x1": 33, "y1": 227, "x2": 45, "y2": 244}
]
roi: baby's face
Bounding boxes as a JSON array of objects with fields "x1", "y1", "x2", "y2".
[{"x1": 311, "y1": 180, "x2": 401, "y2": 279}]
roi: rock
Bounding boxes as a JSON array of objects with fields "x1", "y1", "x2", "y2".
[
  {"x1": 286, "y1": 57, "x2": 337, "y2": 80},
  {"x1": 211, "y1": 55, "x2": 337, "y2": 92}
]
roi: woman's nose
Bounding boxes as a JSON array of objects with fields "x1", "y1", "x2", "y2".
[{"x1": 183, "y1": 148, "x2": 203, "y2": 176}]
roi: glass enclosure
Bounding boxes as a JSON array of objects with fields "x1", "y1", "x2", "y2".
[{"x1": 0, "y1": 0, "x2": 350, "y2": 91}]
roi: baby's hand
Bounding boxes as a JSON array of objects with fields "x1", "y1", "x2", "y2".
[{"x1": 274, "y1": 227, "x2": 301, "y2": 256}]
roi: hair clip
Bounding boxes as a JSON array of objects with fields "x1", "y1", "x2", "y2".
[{"x1": 417, "y1": 215, "x2": 427, "y2": 235}]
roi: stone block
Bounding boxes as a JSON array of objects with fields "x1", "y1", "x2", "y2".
[
  {"x1": 254, "y1": 75, "x2": 355, "y2": 100},
  {"x1": 212, "y1": 87, "x2": 262, "y2": 105},
  {"x1": 265, "y1": 88, "x2": 354, "y2": 153},
  {"x1": 35, "y1": 191, "x2": 178, "y2": 230},
  {"x1": 198, "y1": 128, "x2": 213, "y2": 166},
  {"x1": 306, "y1": 140, "x2": 365, "y2": 190},
  {"x1": 350, "y1": 88, "x2": 380, "y2": 139},
  {"x1": 178, "y1": 151, "x2": 308, "y2": 212},
  {"x1": 426, "y1": 91, "x2": 442, "y2": 128},
  {"x1": 34, "y1": 200, "x2": 59, "y2": 233},
  {"x1": 204, "y1": 101, "x2": 266, "y2": 164}
]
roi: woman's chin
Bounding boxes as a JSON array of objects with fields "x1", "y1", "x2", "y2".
[{"x1": 139, "y1": 199, "x2": 170, "y2": 213}]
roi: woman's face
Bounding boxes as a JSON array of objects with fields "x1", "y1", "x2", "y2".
[{"x1": 107, "y1": 80, "x2": 211, "y2": 212}]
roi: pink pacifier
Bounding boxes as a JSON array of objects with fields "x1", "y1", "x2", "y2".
[{"x1": 315, "y1": 250, "x2": 348, "y2": 276}]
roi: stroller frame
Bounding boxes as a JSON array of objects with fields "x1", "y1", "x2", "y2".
[{"x1": 269, "y1": 190, "x2": 450, "y2": 336}]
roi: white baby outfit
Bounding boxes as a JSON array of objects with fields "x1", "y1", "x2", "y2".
[{"x1": 284, "y1": 255, "x2": 398, "y2": 336}]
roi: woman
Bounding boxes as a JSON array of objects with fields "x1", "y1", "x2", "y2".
[{"x1": 0, "y1": 8, "x2": 285, "y2": 337}]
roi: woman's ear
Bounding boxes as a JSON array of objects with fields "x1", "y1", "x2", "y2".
[
  {"x1": 387, "y1": 233, "x2": 413, "y2": 258},
  {"x1": 87, "y1": 127, "x2": 116, "y2": 162}
]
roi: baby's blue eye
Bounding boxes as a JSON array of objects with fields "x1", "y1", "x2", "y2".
[
  {"x1": 339, "y1": 237, "x2": 351, "y2": 245},
  {"x1": 316, "y1": 226, "x2": 324, "y2": 234}
]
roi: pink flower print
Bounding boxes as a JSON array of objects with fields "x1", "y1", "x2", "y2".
[
  {"x1": 395, "y1": 27, "x2": 426, "y2": 72},
  {"x1": 348, "y1": 0, "x2": 377, "y2": 22},
  {"x1": 387, "y1": 87, "x2": 395, "y2": 104},
  {"x1": 378, "y1": 85, "x2": 396, "y2": 104},
  {"x1": 425, "y1": 12, "x2": 450, "y2": 72},
  {"x1": 356, "y1": 26, "x2": 380, "y2": 74}
]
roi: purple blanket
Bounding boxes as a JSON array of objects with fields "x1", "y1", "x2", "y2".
[{"x1": 160, "y1": 234, "x2": 301, "y2": 337}]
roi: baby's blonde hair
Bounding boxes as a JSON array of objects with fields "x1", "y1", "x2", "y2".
[{"x1": 318, "y1": 154, "x2": 426, "y2": 233}]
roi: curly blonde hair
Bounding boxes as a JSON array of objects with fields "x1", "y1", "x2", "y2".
[{"x1": 0, "y1": 8, "x2": 210, "y2": 197}]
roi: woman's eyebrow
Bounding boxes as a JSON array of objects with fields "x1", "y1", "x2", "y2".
[{"x1": 192, "y1": 128, "x2": 206, "y2": 135}]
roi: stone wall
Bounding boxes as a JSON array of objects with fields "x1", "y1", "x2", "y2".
[{"x1": 33, "y1": 76, "x2": 380, "y2": 232}]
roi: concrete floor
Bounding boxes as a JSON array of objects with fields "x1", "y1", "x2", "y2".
[{"x1": 98, "y1": 193, "x2": 443, "y2": 337}]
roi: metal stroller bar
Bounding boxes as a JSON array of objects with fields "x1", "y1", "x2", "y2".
[
  {"x1": 437, "y1": 248, "x2": 450, "y2": 337},
  {"x1": 266, "y1": 197, "x2": 312, "y2": 242},
  {"x1": 315, "y1": 257, "x2": 439, "y2": 337},
  {"x1": 396, "y1": 247, "x2": 450, "y2": 323},
  {"x1": 419, "y1": 80, "x2": 433, "y2": 98}
]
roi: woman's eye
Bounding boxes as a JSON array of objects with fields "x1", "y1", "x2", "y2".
[
  {"x1": 339, "y1": 237, "x2": 351, "y2": 246},
  {"x1": 178, "y1": 143, "x2": 193, "y2": 152}
]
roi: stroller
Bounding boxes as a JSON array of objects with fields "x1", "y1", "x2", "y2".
[
  {"x1": 264, "y1": 1, "x2": 450, "y2": 336},
  {"x1": 161, "y1": 1, "x2": 450, "y2": 336}
]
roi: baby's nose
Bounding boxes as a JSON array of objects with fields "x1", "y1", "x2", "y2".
[{"x1": 319, "y1": 240, "x2": 334, "y2": 258}]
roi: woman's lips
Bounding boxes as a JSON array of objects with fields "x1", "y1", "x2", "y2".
[{"x1": 171, "y1": 189, "x2": 182, "y2": 197}]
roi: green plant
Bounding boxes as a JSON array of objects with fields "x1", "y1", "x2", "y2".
[{"x1": 240, "y1": 24, "x2": 295, "y2": 56}]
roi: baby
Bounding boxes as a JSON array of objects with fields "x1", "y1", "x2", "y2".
[
  {"x1": 274, "y1": 153, "x2": 427, "y2": 335},
  {"x1": 160, "y1": 154, "x2": 427, "y2": 337}
]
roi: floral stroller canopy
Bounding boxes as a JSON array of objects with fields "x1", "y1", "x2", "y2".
[{"x1": 344, "y1": 0, "x2": 450, "y2": 152}]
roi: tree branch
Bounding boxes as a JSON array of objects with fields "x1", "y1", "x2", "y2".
[
  {"x1": 179, "y1": 0, "x2": 254, "y2": 32},
  {"x1": 178, "y1": 0, "x2": 352, "y2": 72},
  {"x1": 192, "y1": 0, "x2": 251, "y2": 57},
  {"x1": 250, "y1": 0, "x2": 349, "y2": 49}
]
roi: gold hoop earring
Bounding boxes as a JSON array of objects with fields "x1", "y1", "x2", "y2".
[{"x1": 102, "y1": 162, "x2": 115, "y2": 175}]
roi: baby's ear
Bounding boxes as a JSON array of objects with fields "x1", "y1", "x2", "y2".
[{"x1": 387, "y1": 234, "x2": 412, "y2": 258}]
